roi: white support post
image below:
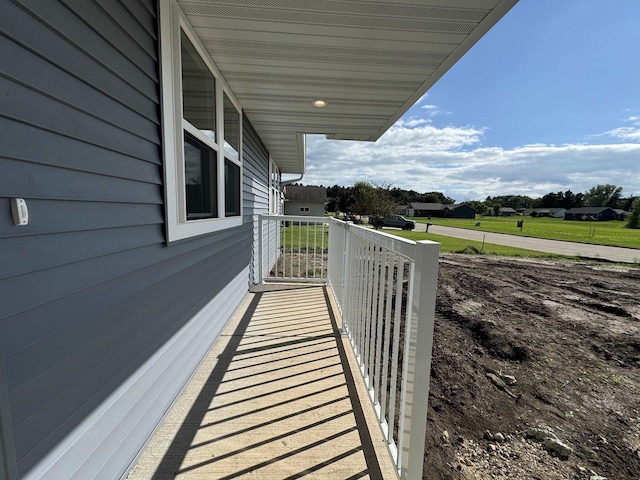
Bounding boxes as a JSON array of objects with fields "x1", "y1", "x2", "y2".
[{"x1": 400, "y1": 240, "x2": 440, "y2": 480}]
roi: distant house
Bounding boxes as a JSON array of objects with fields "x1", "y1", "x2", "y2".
[
  {"x1": 564, "y1": 207, "x2": 617, "y2": 221},
  {"x1": 398, "y1": 205, "x2": 412, "y2": 216},
  {"x1": 404, "y1": 202, "x2": 447, "y2": 217},
  {"x1": 613, "y1": 209, "x2": 628, "y2": 220},
  {"x1": 401, "y1": 202, "x2": 475, "y2": 218},
  {"x1": 499, "y1": 207, "x2": 518, "y2": 216},
  {"x1": 523, "y1": 207, "x2": 566, "y2": 218},
  {"x1": 284, "y1": 185, "x2": 327, "y2": 216},
  {"x1": 443, "y1": 204, "x2": 476, "y2": 219}
]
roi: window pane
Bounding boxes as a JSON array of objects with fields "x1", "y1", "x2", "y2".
[
  {"x1": 181, "y1": 30, "x2": 216, "y2": 142},
  {"x1": 225, "y1": 158, "x2": 241, "y2": 216},
  {"x1": 185, "y1": 133, "x2": 217, "y2": 220},
  {"x1": 223, "y1": 93, "x2": 240, "y2": 160}
]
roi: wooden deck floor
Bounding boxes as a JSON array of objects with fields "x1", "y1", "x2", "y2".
[{"x1": 128, "y1": 284, "x2": 397, "y2": 479}]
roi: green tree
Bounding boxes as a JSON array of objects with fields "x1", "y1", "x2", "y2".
[
  {"x1": 584, "y1": 184, "x2": 623, "y2": 207},
  {"x1": 475, "y1": 203, "x2": 488, "y2": 216},
  {"x1": 627, "y1": 197, "x2": 640, "y2": 229},
  {"x1": 352, "y1": 181, "x2": 398, "y2": 218},
  {"x1": 493, "y1": 203, "x2": 502, "y2": 217}
]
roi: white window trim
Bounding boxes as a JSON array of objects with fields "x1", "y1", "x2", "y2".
[
  {"x1": 159, "y1": 0, "x2": 243, "y2": 243},
  {"x1": 268, "y1": 156, "x2": 281, "y2": 214}
]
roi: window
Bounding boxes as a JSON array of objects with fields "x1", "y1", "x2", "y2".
[
  {"x1": 184, "y1": 132, "x2": 216, "y2": 219},
  {"x1": 300, "y1": 207, "x2": 310, "y2": 212},
  {"x1": 269, "y1": 158, "x2": 281, "y2": 214},
  {"x1": 160, "y1": 0, "x2": 243, "y2": 242}
]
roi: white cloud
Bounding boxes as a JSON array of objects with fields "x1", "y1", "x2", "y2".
[
  {"x1": 398, "y1": 118, "x2": 431, "y2": 128},
  {"x1": 303, "y1": 122, "x2": 640, "y2": 201},
  {"x1": 421, "y1": 104, "x2": 437, "y2": 110},
  {"x1": 604, "y1": 127, "x2": 640, "y2": 140},
  {"x1": 600, "y1": 115, "x2": 640, "y2": 141}
]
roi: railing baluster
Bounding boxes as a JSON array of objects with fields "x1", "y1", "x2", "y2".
[
  {"x1": 363, "y1": 242, "x2": 372, "y2": 380},
  {"x1": 380, "y1": 251, "x2": 395, "y2": 432},
  {"x1": 367, "y1": 244, "x2": 381, "y2": 395},
  {"x1": 388, "y1": 256, "x2": 405, "y2": 454},
  {"x1": 356, "y1": 236, "x2": 367, "y2": 360},
  {"x1": 373, "y1": 247, "x2": 387, "y2": 405},
  {"x1": 321, "y1": 221, "x2": 326, "y2": 279},
  {"x1": 305, "y1": 221, "x2": 309, "y2": 279}
]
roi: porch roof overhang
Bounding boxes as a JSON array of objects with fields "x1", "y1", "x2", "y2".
[{"x1": 177, "y1": 0, "x2": 518, "y2": 174}]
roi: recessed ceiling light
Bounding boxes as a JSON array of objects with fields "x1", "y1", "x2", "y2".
[{"x1": 313, "y1": 100, "x2": 327, "y2": 108}]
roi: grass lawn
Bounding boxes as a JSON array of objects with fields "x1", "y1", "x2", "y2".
[
  {"x1": 409, "y1": 216, "x2": 640, "y2": 249},
  {"x1": 385, "y1": 229, "x2": 573, "y2": 258},
  {"x1": 280, "y1": 223, "x2": 569, "y2": 258},
  {"x1": 281, "y1": 223, "x2": 329, "y2": 250}
]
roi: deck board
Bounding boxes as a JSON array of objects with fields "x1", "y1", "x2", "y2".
[{"x1": 128, "y1": 285, "x2": 396, "y2": 479}]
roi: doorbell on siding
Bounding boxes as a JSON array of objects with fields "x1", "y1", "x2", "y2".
[{"x1": 11, "y1": 198, "x2": 29, "y2": 226}]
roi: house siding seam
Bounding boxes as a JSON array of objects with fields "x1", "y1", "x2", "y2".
[{"x1": 0, "y1": 1, "x2": 268, "y2": 479}]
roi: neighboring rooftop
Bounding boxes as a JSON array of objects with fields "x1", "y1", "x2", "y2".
[
  {"x1": 566, "y1": 207, "x2": 614, "y2": 214},
  {"x1": 284, "y1": 185, "x2": 327, "y2": 203},
  {"x1": 408, "y1": 202, "x2": 447, "y2": 211}
]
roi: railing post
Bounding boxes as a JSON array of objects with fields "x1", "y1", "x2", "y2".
[
  {"x1": 400, "y1": 240, "x2": 440, "y2": 480},
  {"x1": 258, "y1": 214, "x2": 264, "y2": 284}
]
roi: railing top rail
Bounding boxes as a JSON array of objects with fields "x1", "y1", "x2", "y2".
[
  {"x1": 261, "y1": 214, "x2": 327, "y2": 223},
  {"x1": 347, "y1": 221, "x2": 417, "y2": 262}
]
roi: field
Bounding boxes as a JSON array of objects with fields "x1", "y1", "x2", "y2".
[
  {"x1": 384, "y1": 229, "x2": 573, "y2": 259},
  {"x1": 426, "y1": 255, "x2": 640, "y2": 479},
  {"x1": 409, "y1": 216, "x2": 640, "y2": 249},
  {"x1": 280, "y1": 224, "x2": 570, "y2": 258}
]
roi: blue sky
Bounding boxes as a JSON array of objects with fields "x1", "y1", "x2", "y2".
[{"x1": 301, "y1": 0, "x2": 640, "y2": 202}]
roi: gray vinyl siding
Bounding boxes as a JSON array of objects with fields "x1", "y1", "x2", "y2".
[
  {"x1": 284, "y1": 201, "x2": 325, "y2": 217},
  {"x1": 0, "y1": 1, "x2": 269, "y2": 479},
  {"x1": 242, "y1": 117, "x2": 272, "y2": 284}
]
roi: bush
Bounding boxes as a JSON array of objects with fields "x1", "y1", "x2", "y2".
[{"x1": 626, "y1": 198, "x2": 640, "y2": 229}]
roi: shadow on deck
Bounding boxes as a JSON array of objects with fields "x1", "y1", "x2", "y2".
[{"x1": 128, "y1": 284, "x2": 396, "y2": 479}]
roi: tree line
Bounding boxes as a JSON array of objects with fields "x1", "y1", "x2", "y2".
[
  {"x1": 324, "y1": 183, "x2": 455, "y2": 217},
  {"x1": 480, "y1": 185, "x2": 635, "y2": 211},
  {"x1": 294, "y1": 181, "x2": 639, "y2": 228}
]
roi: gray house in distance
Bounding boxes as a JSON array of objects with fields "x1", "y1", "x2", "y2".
[
  {"x1": 564, "y1": 207, "x2": 617, "y2": 221},
  {"x1": 522, "y1": 207, "x2": 566, "y2": 218},
  {"x1": 283, "y1": 185, "x2": 327, "y2": 216},
  {"x1": 444, "y1": 204, "x2": 476, "y2": 219},
  {"x1": 0, "y1": 1, "x2": 517, "y2": 479},
  {"x1": 499, "y1": 207, "x2": 518, "y2": 216}
]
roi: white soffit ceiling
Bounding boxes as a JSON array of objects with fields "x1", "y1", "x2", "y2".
[{"x1": 178, "y1": 0, "x2": 518, "y2": 174}]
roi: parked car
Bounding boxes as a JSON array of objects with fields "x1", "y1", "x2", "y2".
[{"x1": 369, "y1": 215, "x2": 416, "y2": 230}]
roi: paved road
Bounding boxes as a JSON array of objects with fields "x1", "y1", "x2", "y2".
[{"x1": 413, "y1": 223, "x2": 640, "y2": 263}]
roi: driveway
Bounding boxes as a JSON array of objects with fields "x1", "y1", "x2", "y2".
[{"x1": 414, "y1": 223, "x2": 640, "y2": 263}]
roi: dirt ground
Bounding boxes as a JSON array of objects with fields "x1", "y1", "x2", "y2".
[{"x1": 426, "y1": 255, "x2": 640, "y2": 479}]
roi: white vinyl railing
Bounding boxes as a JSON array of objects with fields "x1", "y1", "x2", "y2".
[
  {"x1": 258, "y1": 215, "x2": 440, "y2": 480},
  {"x1": 259, "y1": 215, "x2": 328, "y2": 282}
]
